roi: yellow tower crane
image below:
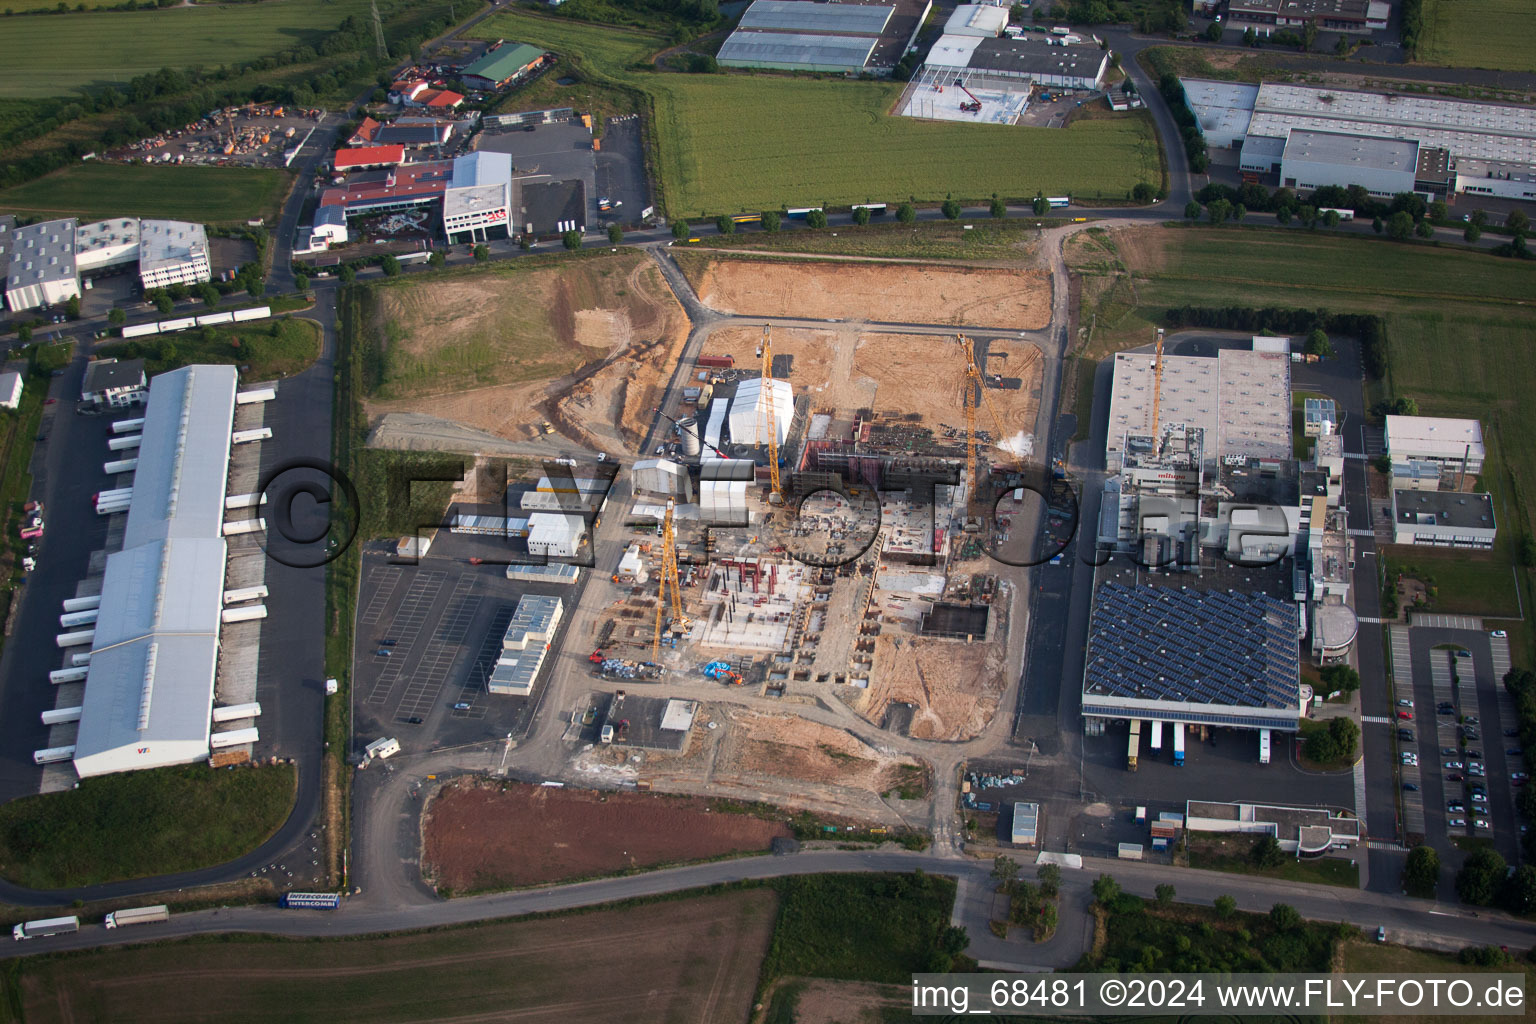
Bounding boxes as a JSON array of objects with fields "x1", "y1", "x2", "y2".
[
  {"x1": 1149, "y1": 327, "x2": 1165, "y2": 439},
  {"x1": 652, "y1": 499, "x2": 689, "y2": 663},
  {"x1": 756, "y1": 325, "x2": 782, "y2": 504}
]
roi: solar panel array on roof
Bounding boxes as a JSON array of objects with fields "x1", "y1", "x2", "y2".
[{"x1": 1084, "y1": 581, "x2": 1299, "y2": 709}]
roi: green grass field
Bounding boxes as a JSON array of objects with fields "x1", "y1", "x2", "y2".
[
  {"x1": 100, "y1": 315, "x2": 322, "y2": 380},
  {"x1": 0, "y1": 163, "x2": 287, "y2": 223},
  {"x1": 1419, "y1": 0, "x2": 1536, "y2": 72},
  {"x1": 0, "y1": 763, "x2": 295, "y2": 888},
  {"x1": 0, "y1": 0, "x2": 372, "y2": 97},
  {"x1": 469, "y1": 10, "x2": 1161, "y2": 215}
]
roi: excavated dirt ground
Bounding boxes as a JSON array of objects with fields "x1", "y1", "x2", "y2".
[
  {"x1": 710, "y1": 707, "x2": 925, "y2": 794},
  {"x1": 700, "y1": 328, "x2": 1043, "y2": 436},
  {"x1": 683, "y1": 256, "x2": 1051, "y2": 329},
  {"x1": 421, "y1": 778, "x2": 789, "y2": 892},
  {"x1": 365, "y1": 254, "x2": 688, "y2": 449},
  {"x1": 856, "y1": 631, "x2": 1006, "y2": 741}
]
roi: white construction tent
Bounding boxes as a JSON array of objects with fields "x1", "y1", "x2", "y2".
[{"x1": 727, "y1": 378, "x2": 793, "y2": 446}]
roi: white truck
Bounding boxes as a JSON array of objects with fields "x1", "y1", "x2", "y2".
[
  {"x1": 104, "y1": 905, "x2": 169, "y2": 929},
  {"x1": 13, "y1": 915, "x2": 79, "y2": 940}
]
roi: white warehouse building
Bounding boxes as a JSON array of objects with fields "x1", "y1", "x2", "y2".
[
  {"x1": 442, "y1": 151, "x2": 514, "y2": 244},
  {"x1": 5, "y1": 219, "x2": 80, "y2": 313},
  {"x1": 72, "y1": 364, "x2": 246, "y2": 778},
  {"x1": 728, "y1": 377, "x2": 794, "y2": 447},
  {"x1": 139, "y1": 219, "x2": 212, "y2": 290}
]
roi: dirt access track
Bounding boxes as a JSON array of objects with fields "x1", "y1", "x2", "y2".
[
  {"x1": 677, "y1": 253, "x2": 1051, "y2": 329},
  {"x1": 852, "y1": 631, "x2": 1008, "y2": 741},
  {"x1": 18, "y1": 889, "x2": 775, "y2": 1024},
  {"x1": 364, "y1": 252, "x2": 689, "y2": 451},
  {"x1": 700, "y1": 326, "x2": 1042, "y2": 434},
  {"x1": 421, "y1": 778, "x2": 790, "y2": 893}
]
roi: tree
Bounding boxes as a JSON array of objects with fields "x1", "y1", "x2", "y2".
[
  {"x1": 1304, "y1": 328, "x2": 1334, "y2": 359},
  {"x1": 941, "y1": 197, "x2": 962, "y2": 220},
  {"x1": 1232, "y1": 203, "x2": 1247, "y2": 223},
  {"x1": 1298, "y1": 205, "x2": 1317, "y2": 229},
  {"x1": 989, "y1": 194, "x2": 1006, "y2": 219},
  {"x1": 16, "y1": 324, "x2": 32, "y2": 344},
  {"x1": 1321, "y1": 209, "x2": 1341, "y2": 229},
  {"x1": 1207, "y1": 198, "x2": 1232, "y2": 225},
  {"x1": 715, "y1": 214, "x2": 736, "y2": 235},
  {"x1": 1505, "y1": 864, "x2": 1536, "y2": 914},
  {"x1": 1204, "y1": 19, "x2": 1222, "y2": 41},
  {"x1": 1275, "y1": 205, "x2": 1292, "y2": 225},
  {"x1": 1269, "y1": 903, "x2": 1302, "y2": 931},
  {"x1": 1243, "y1": 25, "x2": 1257, "y2": 45},
  {"x1": 761, "y1": 210, "x2": 781, "y2": 232},
  {"x1": 896, "y1": 203, "x2": 916, "y2": 225},
  {"x1": 293, "y1": 272, "x2": 309, "y2": 291},
  {"x1": 1387, "y1": 210, "x2": 1415, "y2": 240},
  {"x1": 806, "y1": 209, "x2": 828, "y2": 229},
  {"x1": 1091, "y1": 874, "x2": 1120, "y2": 905},
  {"x1": 1319, "y1": 663, "x2": 1359, "y2": 694},
  {"x1": 1035, "y1": 902, "x2": 1058, "y2": 940},
  {"x1": 671, "y1": 219, "x2": 690, "y2": 239},
  {"x1": 1402, "y1": 845, "x2": 1440, "y2": 898},
  {"x1": 108, "y1": 307, "x2": 127, "y2": 326},
  {"x1": 1429, "y1": 200, "x2": 1448, "y2": 223},
  {"x1": 1155, "y1": 883, "x2": 1176, "y2": 905},
  {"x1": 1038, "y1": 863, "x2": 1062, "y2": 899},
  {"x1": 1469, "y1": 208, "x2": 1489, "y2": 228},
  {"x1": 1414, "y1": 219, "x2": 1435, "y2": 239},
  {"x1": 339, "y1": 264, "x2": 356, "y2": 284},
  {"x1": 1034, "y1": 195, "x2": 1051, "y2": 216},
  {"x1": 199, "y1": 283, "x2": 220, "y2": 307},
  {"x1": 154, "y1": 292, "x2": 174, "y2": 314},
  {"x1": 519, "y1": 235, "x2": 533, "y2": 251},
  {"x1": 380, "y1": 255, "x2": 401, "y2": 277},
  {"x1": 853, "y1": 205, "x2": 871, "y2": 226},
  {"x1": 992, "y1": 855, "x2": 1020, "y2": 890},
  {"x1": 1214, "y1": 894, "x2": 1237, "y2": 918},
  {"x1": 1508, "y1": 208, "x2": 1529, "y2": 235},
  {"x1": 1132, "y1": 182, "x2": 1157, "y2": 204},
  {"x1": 1251, "y1": 835, "x2": 1284, "y2": 868},
  {"x1": 1465, "y1": 223, "x2": 1482, "y2": 244},
  {"x1": 1334, "y1": 34, "x2": 1349, "y2": 55},
  {"x1": 428, "y1": 250, "x2": 445, "y2": 268},
  {"x1": 64, "y1": 295, "x2": 81, "y2": 320},
  {"x1": 247, "y1": 277, "x2": 264, "y2": 299},
  {"x1": 1456, "y1": 846, "x2": 1507, "y2": 906},
  {"x1": 1328, "y1": 715, "x2": 1360, "y2": 761},
  {"x1": 1185, "y1": 201, "x2": 1202, "y2": 220},
  {"x1": 473, "y1": 244, "x2": 489, "y2": 262},
  {"x1": 1372, "y1": 215, "x2": 1384, "y2": 234}
]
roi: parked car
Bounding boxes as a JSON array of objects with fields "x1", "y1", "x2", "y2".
[
  {"x1": 1397, "y1": 699, "x2": 1414, "y2": 708},
  {"x1": 1447, "y1": 802, "x2": 1465, "y2": 813},
  {"x1": 375, "y1": 648, "x2": 392, "y2": 657},
  {"x1": 1466, "y1": 749, "x2": 1482, "y2": 759},
  {"x1": 1447, "y1": 773, "x2": 1463, "y2": 782},
  {"x1": 1508, "y1": 747, "x2": 1523, "y2": 756},
  {"x1": 1403, "y1": 782, "x2": 1419, "y2": 791},
  {"x1": 1492, "y1": 630, "x2": 1508, "y2": 638},
  {"x1": 1376, "y1": 926, "x2": 1386, "y2": 943},
  {"x1": 1444, "y1": 761, "x2": 1464, "y2": 770},
  {"x1": 1456, "y1": 650, "x2": 1471, "y2": 659},
  {"x1": 405, "y1": 716, "x2": 423, "y2": 724},
  {"x1": 1399, "y1": 729, "x2": 1414, "y2": 741},
  {"x1": 1465, "y1": 716, "x2": 1480, "y2": 725},
  {"x1": 1514, "y1": 772, "x2": 1531, "y2": 782},
  {"x1": 1472, "y1": 793, "x2": 1488, "y2": 804},
  {"x1": 1442, "y1": 747, "x2": 1459, "y2": 756},
  {"x1": 453, "y1": 702, "x2": 471, "y2": 710},
  {"x1": 1448, "y1": 818, "x2": 1467, "y2": 827},
  {"x1": 1398, "y1": 710, "x2": 1413, "y2": 720},
  {"x1": 1475, "y1": 818, "x2": 1492, "y2": 830}
]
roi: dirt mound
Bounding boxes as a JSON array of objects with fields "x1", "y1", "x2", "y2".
[
  {"x1": 421, "y1": 778, "x2": 789, "y2": 892},
  {"x1": 685, "y1": 257, "x2": 1051, "y2": 329},
  {"x1": 856, "y1": 631, "x2": 1007, "y2": 741},
  {"x1": 711, "y1": 708, "x2": 926, "y2": 795}
]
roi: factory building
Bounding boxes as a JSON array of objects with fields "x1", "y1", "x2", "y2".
[
  {"x1": 1391, "y1": 489, "x2": 1496, "y2": 549},
  {"x1": 921, "y1": 33, "x2": 1108, "y2": 91},
  {"x1": 1082, "y1": 580, "x2": 1301, "y2": 732},
  {"x1": 5, "y1": 219, "x2": 79, "y2": 313},
  {"x1": 1183, "y1": 78, "x2": 1536, "y2": 201},
  {"x1": 0, "y1": 216, "x2": 13, "y2": 291},
  {"x1": 1384, "y1": 415, "x2": 1484, "y2": 477},
  {"x1": 943, "y1": 3, "x2": 1008, "y2": 36},
  {"x1": 461, "y1": 41, "x2": 546, "y2": 90},
  {"x1": 718, "y1": 0, "x2": 926, "y2": 76},
  {"x1": 1184, "y1": 801, "x2": 1360, "y2": 855},
  {"x1": 1224, "y1": 0, "x2": 1389, "y2": 35},
  {"x1": 0, "y1": 371, "x2": 23, "y2": 411},
  {"x1": 75, "y1": 218, "x2": 141, "y2": 275},
  {"x1": 333, "y1": 145, "x2": 406, "y2": 171},
  {"x1": 71, "y1": 365, "x2": 258, "y2": 777},
  {"x1": 442, "y1": 151, "x2": 514, "y2": 244},
  {"x1": 488, "y1": 595, "x2": 562, "y2": 696},
  {"x1": 138, "y1": 220, "x2": 211, "y2": 291}
]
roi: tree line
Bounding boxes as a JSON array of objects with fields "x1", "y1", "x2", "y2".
[{"x1": 1161, "y1": 305, "x2": 1388, "y2": 379}]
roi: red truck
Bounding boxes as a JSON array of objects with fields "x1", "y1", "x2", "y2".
[{"x1": 696, "y1": 355, "x2": 734, "y2": 369}]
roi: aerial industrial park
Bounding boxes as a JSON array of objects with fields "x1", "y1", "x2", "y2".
[{"x1": 0, "y1": 0, "x2": 1534, "y2": 1016}]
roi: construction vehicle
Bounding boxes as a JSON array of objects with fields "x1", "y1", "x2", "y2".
[
  {"x1": 956, "y1": 79, "x2": 982, "y2": 113},
  {"x1": 589, "y1": 650, "x2": 605, "y2": 663},
  {"x1": 702, "y1": 661, "x2": 745, "y2": 685},
  {"x1": 757, "y1": 326, "x2": 782, "y2": 504}
]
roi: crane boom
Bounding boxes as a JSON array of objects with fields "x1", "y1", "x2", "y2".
[
  {"x1": 957, "y1": 334, "x2": 1024, "y2": 502},
  {"x1": 652, "y1": 499, "x2": 689, "y2": 662},
  {"x1": 757, "y1": 326, "x2": 782, "y2": 503},
  {"x1": 1150, "y1": 327, "x2": 1165, "y2": 438}
]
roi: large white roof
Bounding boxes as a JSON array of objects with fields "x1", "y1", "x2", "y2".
[
  {"x1": 138, "y1": 220, "x2": 208, "y2": 276},
  {"x1": 728, "y1": 377, "x2": 794, "y2": 446},
  {"x1": 1385, "y1": 415, "x2": 1485, "y2": 460},
  {"x1": 73, "y1": 365, "x2": 238, "y2": 778}
]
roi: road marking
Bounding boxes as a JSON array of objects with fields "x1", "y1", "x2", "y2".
[{"x1": 1362, "y1": 716, "x2": 1392, "y2": 725}]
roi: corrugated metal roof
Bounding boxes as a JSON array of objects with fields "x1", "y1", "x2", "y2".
[
  {"x1": 718, "y1": 31, "x2": 877, "y2": 69},
  {"x1": 462, "y1": 42, "x2": 544, "y2": 83},
  {"x1": 738, "y1": 0, "x2": 893, "y2": 35}
]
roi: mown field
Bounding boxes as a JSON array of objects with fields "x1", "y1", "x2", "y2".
[
  {"x1": 0, "y1": 163, "x2": 287, "y2": 223},
  {"x1": 0, "y1": 0, "x2": 373, "y2": 97},
  {"x1": 100, "y1": 315, "x2": 322, "y2": 380},
  {"x1": 1418, "y1": 0, "x2": 1536, "y2": 72},
  {"x1": 0, "y1": 763, "x2": 295, "y2": 889},
  {"x1": 468, "y1": 11, "x2": 1162, "y2": 215}
]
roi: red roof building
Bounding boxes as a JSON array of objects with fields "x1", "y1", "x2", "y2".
[
  {"x1": 332, "y1": 144, "x2": 406, "y2": 171},
  {"x1": 421, "y1": 89, "x2": 465, "y2": 109},
  {"x1": 348, "y1": 116, "x2": 381, "y2": 146},
  {"x1": 319, "y1": 160, "x2": 453, "y2": 214}
]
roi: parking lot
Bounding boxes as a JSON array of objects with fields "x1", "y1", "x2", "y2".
[
  {"x1": 473, "y1": 114, "x2": 650, "y2": 230},
  {"x1": 109, "y1": 106, "x2": 326, "y2": 169},
  {"x1": 351, "y1": 531, "x2": 585, "y2": 757}
]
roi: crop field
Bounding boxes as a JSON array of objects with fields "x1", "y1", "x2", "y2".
[
  {"x1": 1418, "y1": 0, "x2": 1536, "y2": 72},
  {"x1": 10, "y1": 888, "x2": 778, "y2": 1024},
  {"x1": 469, "y1": 10, "x2": 1161, "y2": 215},
  {"x1": 0, "y1": 0, "x2": 374, "y2": 98},
  {"x1": 0, "y1": 163, "x2": 287, "y2": 223}
]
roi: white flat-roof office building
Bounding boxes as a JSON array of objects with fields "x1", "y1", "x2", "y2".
[
  {"x1": 443, "y1": 151, "x2": 514, "y2": 244},
  {"x1": 1384, "y1": 415, "x2": 1484, "y2": 475},
  {"x1": 139, "y1": 220, "x2": 211, "y2": 290},
  {"x1": 1391, "y1": 489, "x2": 1496, "y2": 549},
  {"x1": 73, "y1": 365, "x2": 244, "y2": 778}
]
